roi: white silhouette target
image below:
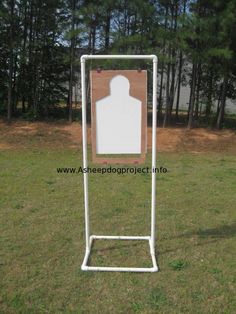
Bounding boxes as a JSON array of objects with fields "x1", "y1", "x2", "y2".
[{"x1": 96, "y1": 75, "x2": 142, "y2": 154}]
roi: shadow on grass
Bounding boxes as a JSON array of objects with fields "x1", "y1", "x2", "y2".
[
  {"x1": 90, "y1": 240, "x2": 141, "y2": 253},
  {"x1": 181, "y1": 222, "x2": 236, "y2": 239},
  {"x1": 84, "y1": 223, "x2": 236, "y2": 263},
  {"x1": 158, "y1": 222, "x2": 236, "y2": 256},
  {"x1": 86, "y1": 239, "x2": 158, "y2": 268}
]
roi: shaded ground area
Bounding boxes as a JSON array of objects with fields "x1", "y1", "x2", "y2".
[{"x1": 0, "y1": 119, "x2": 236, "y2": 153}]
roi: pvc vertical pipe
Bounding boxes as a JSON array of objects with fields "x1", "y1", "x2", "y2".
[
  {"x1": 151, "y1": 56, "x2": 158, "y2": 254},
  {"x1": 81, "y1": 56, "x2": 90, "y2": 251}
]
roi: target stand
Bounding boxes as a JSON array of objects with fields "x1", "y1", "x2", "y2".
[{"x1": 80, "y1": 55, "x2": 158, "y2": 272}]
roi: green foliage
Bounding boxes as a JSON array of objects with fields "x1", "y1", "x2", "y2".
[
  {"x1": 169, "y1": 259, "x2": 188, "y2": 271},
  {"x1": 0, "y1": 0, "x2": 235, "y2": 127},
  {"x1": 149, "y1": 288, "x2": 168, "y2": 309}
]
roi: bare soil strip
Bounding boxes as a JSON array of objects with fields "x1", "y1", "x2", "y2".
[{"x1": 0, "y1": 120, "x2": 235, "y2": 153}]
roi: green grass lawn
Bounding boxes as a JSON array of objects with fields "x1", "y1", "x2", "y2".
[{"x1": 0, "y1": 147, "x2": 236, "y2": 313}]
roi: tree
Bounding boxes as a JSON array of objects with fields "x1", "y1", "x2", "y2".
[
  {"x1": 68, "y1": 0, "x2": 76, "y2": 123},
  {"x1": 0, "y1": 0, "x2": 235, "y2": 129}
]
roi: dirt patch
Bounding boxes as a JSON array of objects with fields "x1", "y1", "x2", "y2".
[
  {"x1": 0, "y1": 119, "x2": 236, "y2": 153},
  {"x1": 0, "y1": 120, "x2": 80, "y2": 150},
  {"x1": 153, "y1": 127, "x2": 236, "y2": 154}
]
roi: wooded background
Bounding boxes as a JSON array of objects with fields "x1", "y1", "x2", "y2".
[{"x1": 0, "y1": 0, "x2": 236, "y2": 129}]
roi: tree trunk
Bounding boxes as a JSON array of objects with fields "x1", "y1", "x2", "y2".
[
  {"x1": 188, "y1": 61, "x2": 197, "y2": 129},
  {"x1": 163, "y1": 49, "x2": 171, "y2": 128},
  {"x1": 104, "y1": 10, "x2": 111, "y2": 50},
  {"x1": 22, "y1": 97, "x2": 26, "y2": 113},
  {"x1": 32, "y1": 4, "x2": 41, "y2": 117},
  {"x1": 158, "y1": 6, "x2": 168, "y2": 123},
  {"x1": 215, "y1": 89, "x2": 221, "y2": 122},
  {"x1": 28, "y1": 0, "x2": 34, "y2": 110},
  {"x1": 91, "y1": 25, "x2": 96, "y2": 54},
  {"x1": 21, "y1": 2, "x2": 28, "y2": 114},
  {"x1": 68, "y1": 0, "x2": 76, "y2": 123},
  {"x1": 194, "y1": 62, "x2": 201, "y2": 119},
  {"x1": 7, "y1": 0, "x2": 15, "y2": 123},
  {"x1": 175, "y1": 51, "x2": 182, "y2": 121},
  {"x1": 216, "y1": 72, "x2": 228, "y2": 129},
  {"x1": 205, "y1": 68, "x2": 213, "y2": 119},
  {"x1": 168, "y1": 4, "x2": 178, "y2": 122},
  {"x1": 157, "y1": 61, "x2": 164, "y2": 120},
  {"x1": 176, "y1": 0, "x2": 186, "y2": 121},
  {"x1": 169, "y1": 51, "x2": 177, "y2": 123}
]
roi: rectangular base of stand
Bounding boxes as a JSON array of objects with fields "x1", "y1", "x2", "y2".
[{"x1": 81, "y1": 235, "x2": 158, "y2": 273}]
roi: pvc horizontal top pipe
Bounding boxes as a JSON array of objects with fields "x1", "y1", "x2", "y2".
[{"x1": 81, "y1": 54, "x2": 157, "y2": 62}]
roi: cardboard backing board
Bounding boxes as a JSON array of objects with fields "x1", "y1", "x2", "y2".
[{"x1": 90, "y1": 70, "x2": 147, "y2": 164}]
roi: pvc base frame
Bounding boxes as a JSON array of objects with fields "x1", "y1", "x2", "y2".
[{"x1": 81, "y1": 235, "x2": 158, "y2": 273}]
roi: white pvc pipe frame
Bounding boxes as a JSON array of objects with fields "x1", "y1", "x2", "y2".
[{"x1": 81, "y1": 54, "x2": 158, "y2": 272}]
